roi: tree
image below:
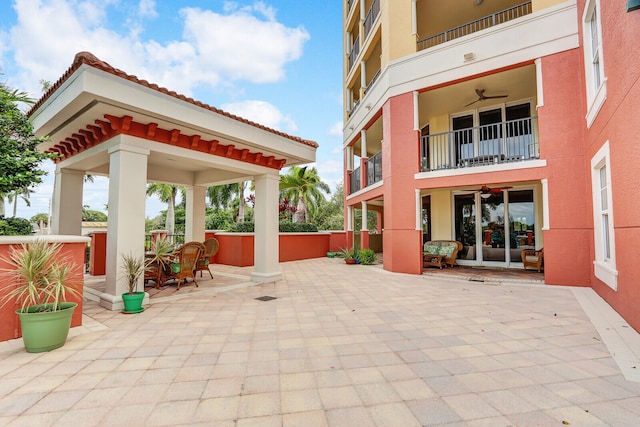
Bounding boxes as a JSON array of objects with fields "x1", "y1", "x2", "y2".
[
  {"x1": 0, "y1": 80, "x2": 55, "y2": 195},
  {"x1": 7, "y1": 187, "x2": 33, "y2": 217},
  {"x1": 279, "y1": 166, "x2": 330, "y2": 223},
  {"x1": 312, "y1": 182, "x2": 344, "y2": 230},
  {"x1": 146, "y1": 183, "x2": 183, "y2": 236},
  {"x1": 207, "y1": 181, "x2": 249, "y2": 223}
]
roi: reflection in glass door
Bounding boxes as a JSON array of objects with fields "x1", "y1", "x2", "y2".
[
  {"x1": 481, "y1": 193, "x2": 505, "y2": 262},
  {"x1": 454, "y1": 194, "x2": 477, "y2": 260},
  {"x1": 454, "y1": 190, "x2": 535, "y2": 265}
]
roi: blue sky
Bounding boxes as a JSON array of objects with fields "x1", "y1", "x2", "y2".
[{"x1": 0, "y1": 0, "x2": 343, "y2": 219}]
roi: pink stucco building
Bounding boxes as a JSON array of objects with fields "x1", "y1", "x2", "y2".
[{"x1": 343, "y1": 1, "x2": 640, "y2": 329}]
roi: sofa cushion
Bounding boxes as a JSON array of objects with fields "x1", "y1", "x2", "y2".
[
  {"x1": 438, "y1": 245, "x2": 455, "y2": 256},
  {"x1": 424, "y1": 244, "x2": 440, "y2": 254}
]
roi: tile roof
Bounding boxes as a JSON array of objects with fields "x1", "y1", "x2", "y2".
[{"x1": 28, "y1": 51, "x2": 318, "y2": 149}]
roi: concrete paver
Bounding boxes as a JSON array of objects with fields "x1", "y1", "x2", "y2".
[{"x1": 1, "y1": 257, "x2": 639, "y2": 426}]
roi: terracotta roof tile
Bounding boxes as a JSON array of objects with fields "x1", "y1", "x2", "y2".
[{"x1": 28, "y1": 51, "x2": 318, "y2": 149}]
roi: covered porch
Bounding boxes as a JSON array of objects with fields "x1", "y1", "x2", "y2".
[{"x1": 29, "y1": 52, "x2": 317, "y2": 311}]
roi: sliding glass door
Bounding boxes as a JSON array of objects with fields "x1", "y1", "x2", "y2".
[{"x1": 454, "y1": 189, "x2": 535, "y2": 265}]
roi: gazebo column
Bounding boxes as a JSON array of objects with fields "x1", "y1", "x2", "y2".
[
  {"x1": 51, "y1": 168, "x2": 84, "y2": 235},
  {"x1": 100, "y1": 141, "x2": 149, "y2": 311},
  {"x1": 251, "y1": 173, "x2": 282, "y2": 283},
  {"x1": 184, "y1": 186, "x2": 207, "y2": 242}
]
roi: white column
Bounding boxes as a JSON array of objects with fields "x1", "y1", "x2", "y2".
[
  {"x1": 413, "y1": 91, "x2": 420, "y2": 131},
  {"x1": 347, "y1": 206, "x2": 353, "y2": 231},
  {"x1": 415, "y1": 189, "x2": 422, "y2": 231},
  {"x1": 51, "y1": 168, "x2": 84, "y2": 235},
  {"x1": 361, "y1": 201, "x2": 368, "y2": 232},
  {"x1": 251, "y1": 173, "x2": 282, "y2": 283},
  {"x1": 411, "y1": 0, "x2": 417, "y2": 35},
  {"x1": 360, "y1": 130, "x2": 367, "y2": 158},
  {"x1": 185, "y1": 186, "x2": 207, "y2": 242},
  {"x1": 101, "y1": 141, "x2": 149, "y2": 310}
]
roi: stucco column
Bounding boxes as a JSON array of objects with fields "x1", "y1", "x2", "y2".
[
  {"x1": 101, "y1": 141, "x2": 149, "y2": 310},
  {"x1": 360, "y1": 201, "x2": 369, "y2": 250},
  {"x1": 251, "y1": 173, "x2": 282, "y2": 283},
  {"x1": 51, "y1": 168, "x2": 84, "y2": 235},
  {"x1": 184, "y1": 186, "x2": 207, "y2": 242}
]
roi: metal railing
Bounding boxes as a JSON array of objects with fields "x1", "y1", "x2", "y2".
[
  {"x1": 417, "y1": 2, "x2": 532, "y2": 51},
  {"x1": 350, "y1": 166, "x2": 361, "y2": 194},
  {"x1": 364, "y1": 69, "x2": 381, "y2": 95},
  {"x1": 420, "y1": 117, "x2": 539, "y2": 172},
  {"x1": 366, "y1": 151, "x2": 382, "y2": 186},
  {"x1": 364, "y1": 0, "x2": 380, "y2": 40},
  {"x1": 145, "y1": 233, "x2": 185, "y2": 250},
  {"x1": 348, "y1": 36, "x2": 360, "y2": 71}
]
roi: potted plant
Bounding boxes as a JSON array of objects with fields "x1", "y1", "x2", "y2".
[
  {"x1": 0, "y1": 240, "x2": 81, "y2": 353},
  {"x1": 145, "y1": 236, "x2": 175, "y2": 288},
  {"x1": 338, "y1": 246, "x2": 358, "y2": 264},
  {"x1": 121, "y1": 252, "x2": 146, "y2": 314}
]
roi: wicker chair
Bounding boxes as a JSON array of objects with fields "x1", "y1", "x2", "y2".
[
  {"x1": 166, "y1": 241, "x2": 204, "y2": 290},
  {"x1": 195, "y1": 238, "x2": 219, "y2": 279},
  {"x1": 521, "y1": 248, "x2": 544, "y2": 272}
]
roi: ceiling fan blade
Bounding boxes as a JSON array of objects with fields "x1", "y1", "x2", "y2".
[
  {"x1": 483, "y1": 95, "x2": 508, "y2": 99},
  {"x1": 464, "y1": 99, "x2": 480, "y2": 107}
]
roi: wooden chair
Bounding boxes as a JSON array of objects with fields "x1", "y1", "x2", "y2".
[
  {"x1": 195, "y1": 238, "x2": 219, "y2": 279},
  {"x1": 521, "y1": 248, "x2": 544, "y2": 272},
  {"x1": 166, "y1": 241, "x2": 204, "y2": 290}
]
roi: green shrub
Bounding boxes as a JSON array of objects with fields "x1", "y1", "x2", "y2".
[
  {"x1": 278, "y1": 222, "x2": 318, "y2": 232},
  {"x1": 0, "y1": 216, "x2": 33, "y2": 236},
  {"x1": 206, "y1": 210, "x2": 234, "y2": 230},
  {"x1": 227, "y1": 222, "x2": 319, "y2": 233},
  {"x1": 358, "y1": 248, "x2": 377, "y2": 265}
]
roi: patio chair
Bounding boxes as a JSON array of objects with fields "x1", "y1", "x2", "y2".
[
  {"x1": 521, "y1": 248, "x2": 544, "y2": 272},
  {"x1": 195, "y1": 238, "x2": 219, "y2": 279},
  {"x1": 166, "y1": 241, "x2": 204, "y2": 290}
]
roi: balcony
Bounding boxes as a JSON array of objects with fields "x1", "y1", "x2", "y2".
[
  {"x1": 364, "y1": 0, "x2": 380, "y2": 40},
  {"x1": 350, "y1": 166, "x2": 361, "y2": 194},
  {"x1": 348, "y1": 35, "x2": 360, "y2": 71},
  {"x1": 364, "y1": 69, "x2": 381, "y2": 95},
  {"x1": 420, "y1": 117, "x2": 539, "y2": 172},
  {"x1": 417, "y1": 1, "x2": 532, "y2": 51},
  {"x1": 366, "y1": 151, "x2": 382, "y2": 186},
  {"x1": 347, "y1": 0, "x2": 356, "y2": 14}
]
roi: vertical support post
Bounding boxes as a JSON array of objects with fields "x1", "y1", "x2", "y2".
[
  {"x1": 101, "y1": 141, "x2": 149, "y2": 310},
  {"x1": 51, "y1": 168, "x2": 84, "y2": 235},
  {"x1": 185, "y1": 186, "x2": 207, "y2": 242},
  {"x1": 252, "y1": 173, "x2": 282, "y2": 283}
]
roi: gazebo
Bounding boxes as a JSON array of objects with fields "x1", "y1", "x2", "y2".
[{"x1": 28, "y1": 52, "x2": 317, "y2": 310}]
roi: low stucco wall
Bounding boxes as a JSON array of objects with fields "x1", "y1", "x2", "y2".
[{"x1": 0, "y1": 236, "x2": 89, "y2": 342}]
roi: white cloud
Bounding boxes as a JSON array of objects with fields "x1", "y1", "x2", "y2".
[
  {"x1": 328, "y1": 121, "x2": 343, "y2": 138},
  {"x1": 7, "y1": 0, "x2": 309, "y2": 98},
  {"x1": 222, "y1": 100, "x2": 297, "y2": 133},
  {"x1": 138, "y1": 0, "x2": 157, "y2": 18}
]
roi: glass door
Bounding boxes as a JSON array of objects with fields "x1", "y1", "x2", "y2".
[
  {"x1": 481, "y1": 192, "x2": 506, "y2": 262},
  {"x1": 454, "y1": 194, "x2": 477, "y2": 260}
]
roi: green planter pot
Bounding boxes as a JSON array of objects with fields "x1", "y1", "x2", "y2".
[
  {"x1": 122, "y1": 292, "x2": 145, "y2": 314},
  {"x1": 17, "y1": 302, "x2": 77, "y2": 353}
]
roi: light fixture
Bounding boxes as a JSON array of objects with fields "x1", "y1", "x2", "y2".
[
  {"x1": 473, "y1": 0, "x2": 483, "y2": 5},
  {"x1": 480, "y1": 193, "x2": 491, "y2": 199},
  {"x1": 627, "y1": 0, "x2": 640, "y2": 12},
  {"x1": 463, "y1": 52, "x2": 475, "y2": 61}
]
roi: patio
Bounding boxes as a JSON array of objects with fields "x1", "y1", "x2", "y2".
[{"x1": 1, "y1": 258, "x2": 639, "y2": 426}]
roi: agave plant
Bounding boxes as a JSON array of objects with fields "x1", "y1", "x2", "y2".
[
  {"x1": 147, "y1": 236, "x2": 175, "y2": 269},
  {"x1": 120, "y1": 253, "x2": 145, "y2": 295},
  {"x1": 0, "y1": 240, "x2": 80, "y2": 312}
]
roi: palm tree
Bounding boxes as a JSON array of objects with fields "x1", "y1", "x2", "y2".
[
  {"x1": 6, "y1": 187, "x2": 33, "y2": 217},
  {"x1": 207, "y1": 181, "x2": 249, "y2": 223},
  {"x1": 146, "y1": 183, "x2": 182, "y2": 236},
  {"x1": 279, "y1": 166, "x2": 330, "y2": 223}
]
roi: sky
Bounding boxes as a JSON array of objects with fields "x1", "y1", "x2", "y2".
[{"x1": 0, "y1": 0, "x2": 344, "y2": 220}]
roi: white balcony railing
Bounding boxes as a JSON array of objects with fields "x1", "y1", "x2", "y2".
[
  {"x1": 421, "y1": 117, "x2": 539, "y2": 172},
  {"x1": 417, "y1": 2, "x2": 532, "y2": 51}
]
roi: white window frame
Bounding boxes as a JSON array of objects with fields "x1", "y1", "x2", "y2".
[
  {"x1": 591, "y1": 141, "x2": 617, "y2": 290},
  {"x1": 582, "y1": 0, "x2": 607, "y2": 128}
]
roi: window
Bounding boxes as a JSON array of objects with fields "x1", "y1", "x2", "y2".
[
  {"x1": 582, "y1": 0, "x2": 607, "y2": 127},
  {"x1": 591, "y1": 142, "x2": 617, "y2": 290}
]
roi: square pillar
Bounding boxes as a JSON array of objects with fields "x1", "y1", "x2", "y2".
[
  {"x1": 251, "y1": 173, "x2": 282, "y2": 283},
  {"x1": 51, "y1": 168, "x2": 84, "y2": 235},
  {"x1": 101, "y1": 141, "x2": 149, "y2": 310},
  {"x1": 185, "y1": 186, "x2": 207, "y2": 242}
]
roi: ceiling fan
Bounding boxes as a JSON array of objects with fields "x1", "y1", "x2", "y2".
[
  {"x1": 464, "y1": 89, "x2": 508, "y2": 107},
  {"x1": 460, "y1": 185, "x2": 513, "y2": 198}
]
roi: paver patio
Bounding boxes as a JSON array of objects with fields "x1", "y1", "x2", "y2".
[{"x1": 1, "y1": 258, "x2": 639, "y2": 426}]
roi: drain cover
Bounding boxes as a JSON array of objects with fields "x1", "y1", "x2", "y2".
[{"x1": 255, "y1": 296, "x2": 277, "y2": 301}]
